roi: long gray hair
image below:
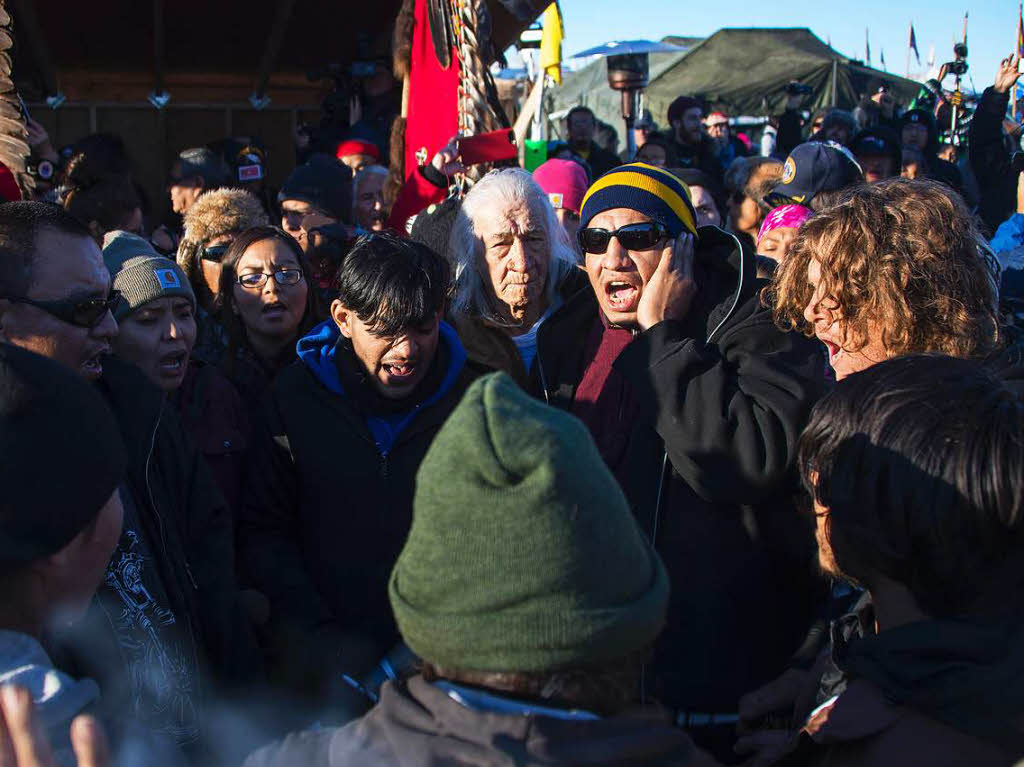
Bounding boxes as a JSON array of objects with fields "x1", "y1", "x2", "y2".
[{"x1": 447, "y1": 168, "x2": 579, "y2": 324}]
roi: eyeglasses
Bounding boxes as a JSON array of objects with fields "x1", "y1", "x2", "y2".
[
  {"x1": 201, "y1": 244, "x2": 231, "y2": 262},
  {"x1": 236, "y1": 269, "x2": 304, "y2": 290},
  {"x1": 577, "y1": 222, "x2": 669, "y2": 255},
  {"x1": 0, "y1": 291, "x2": 121, "y2": 328}
]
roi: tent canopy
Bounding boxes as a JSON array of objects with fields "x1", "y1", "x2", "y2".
[{"x1": 552, "y1": 28, "x2": 922, "y2": 143}]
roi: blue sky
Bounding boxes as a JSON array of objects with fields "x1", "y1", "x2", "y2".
[{"x1": 550, "y1": 0, "x2": 1017, "y2": 93}]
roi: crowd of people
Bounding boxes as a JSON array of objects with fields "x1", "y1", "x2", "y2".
[{"x1": 1, "y1": 37, "x2": 1024, "y2": 767}]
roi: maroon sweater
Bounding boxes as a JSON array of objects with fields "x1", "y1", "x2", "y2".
[{"x1": 571, "y1": 315, "x2": 640, "y2": 477}]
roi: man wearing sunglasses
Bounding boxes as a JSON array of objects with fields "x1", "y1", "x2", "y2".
[
  {"x1": 530, "y1": 162, "x2": 826, "y2": 760},
  {"x1": 0, "y1": 201, "x2": 262, "y2": 752}
]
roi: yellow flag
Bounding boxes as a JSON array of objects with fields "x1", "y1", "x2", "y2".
[{"x1": 539, "y1": 2, "x2": 563, "y2": 85}]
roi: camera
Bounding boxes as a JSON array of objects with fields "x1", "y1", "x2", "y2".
[{"x1": 945, "y1": 60, "x2": 968, "y2": 77}]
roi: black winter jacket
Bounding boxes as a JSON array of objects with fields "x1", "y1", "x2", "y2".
[
  {"x1": 244, "y1": 676, "x2": 706, "y2": 767},
  {"x1": 237, "y1": 324, "x2": 479, "y2": 680},
  {"x1": 536, "y1": 227, "x2": 827, "y2": 714},
  {"x1": 971, "y1": 87, "x2": 1017, "y2": 237},
  {"x1": 49, "y1": 358, "x2": 262, "y2": 745}
]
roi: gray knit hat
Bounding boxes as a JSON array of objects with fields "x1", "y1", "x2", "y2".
[
  {"x1": 103, "y1": 231, "x2": 195, "y2": 320},
  {"x1": 389, "y1": 372, "x2": 669, "y2": 672}
]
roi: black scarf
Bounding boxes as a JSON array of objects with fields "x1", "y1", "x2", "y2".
[{"x1": 832, "y1": 606, "x2": 1024, "y2": 755}]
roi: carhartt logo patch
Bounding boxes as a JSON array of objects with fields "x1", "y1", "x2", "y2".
[
  {"x1": 782, "y1": 157, "x2": 797, "y2": 185},
  {"x1": 155, "y1": 269, "x2": 181, "y2": 289}
]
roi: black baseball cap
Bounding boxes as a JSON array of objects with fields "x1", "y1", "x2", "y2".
[
  {"x1": 850, "y1": 127, "x2": 902, "y2": 170},
  {"x1": 765, "y1": 141, "x2": 863, "y2": 208}
]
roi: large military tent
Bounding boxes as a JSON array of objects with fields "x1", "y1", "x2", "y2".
[{"x1": 552, "y1": 28, "x2": 922, "y2": 141}]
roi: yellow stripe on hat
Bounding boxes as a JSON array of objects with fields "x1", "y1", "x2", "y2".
[{"x1": 582, "y1": 166, "x2": 696, "y2": 235}]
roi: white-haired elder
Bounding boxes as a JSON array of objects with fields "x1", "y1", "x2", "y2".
[{"x1": 446, "y1": 168, "x2": 587, "y2": 388}]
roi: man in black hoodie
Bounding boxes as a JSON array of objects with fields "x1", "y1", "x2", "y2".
[
  {"x1": 0, "y1": 202, "x2": 261, "y2": 764},
  {"x1": 238, "y1": 233, "x2": 478, "y2": 715},
  {"x1": 529, "y1": 163, "x2": 826, "y2": 759}
]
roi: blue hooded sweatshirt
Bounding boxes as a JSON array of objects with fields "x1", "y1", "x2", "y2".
[{"x1": 296, "y1": 319, "x2": 467, "y2": 457}]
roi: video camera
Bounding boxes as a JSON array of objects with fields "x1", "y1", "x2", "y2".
[{"x1": 785, "y1": 82, "x2": 813, "y2": 96}]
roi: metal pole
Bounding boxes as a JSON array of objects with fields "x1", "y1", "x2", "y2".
[
  {"x1": 250, "y1": 0, "x2": 298, "y2": 109},
  {"x1": 830, "y1": 59, "x2": 838, "y2": 107}
]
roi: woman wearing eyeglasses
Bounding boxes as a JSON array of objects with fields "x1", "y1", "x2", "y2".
[
  {"x1": 218, "y1": 226, "x2": 325, "y2": 415},
  {"x1": 177, "y1": 188, "x2": 270, "y2": 366}
]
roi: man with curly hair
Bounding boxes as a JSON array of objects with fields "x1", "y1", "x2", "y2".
[{"x1": 768, "y1": 177, "x2": 1000, "y2": 381}]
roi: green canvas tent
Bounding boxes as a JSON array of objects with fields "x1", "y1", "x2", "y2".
[{"x1": 552, "y1": 28, "x2": 922, "y2": 143}]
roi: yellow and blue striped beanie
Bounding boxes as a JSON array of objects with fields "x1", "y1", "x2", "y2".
[{"x1": 580, "y1": 163, "x2": 698, "y2": 238}]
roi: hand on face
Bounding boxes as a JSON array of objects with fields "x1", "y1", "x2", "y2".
[
  {"x1": 636, "y1": 232, "x2": 698, "y2": 332},
  {"x1": 583, "y1": 208, "x2": 695, "y2": 331}
]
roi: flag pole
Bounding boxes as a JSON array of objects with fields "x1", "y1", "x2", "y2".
[{"x1": 906, "y1": 21, "x2": 911, "y2": 78}]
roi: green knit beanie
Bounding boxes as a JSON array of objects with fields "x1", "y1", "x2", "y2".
[{"x1": 389, "y1": 372, "x2": 669, "y2": 672}]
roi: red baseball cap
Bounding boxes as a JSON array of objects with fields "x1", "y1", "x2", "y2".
[{"x1": 336, "y1": 139, "x2": 379, "y2": 161}]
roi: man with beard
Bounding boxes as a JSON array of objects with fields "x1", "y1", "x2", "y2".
[
  {"x1": 664, "y1": 96, "x2": 721, "y2": 181},
  {"x1": 565, "y1": 106, "x2": 621, "y2": 179},
  {"x1": 238, "y1": 232, "x2": 478, "y2": 716}
]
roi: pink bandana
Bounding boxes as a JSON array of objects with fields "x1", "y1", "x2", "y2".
[{"x1": 757, "y1": 204, "x2": 814, "y2": 247}]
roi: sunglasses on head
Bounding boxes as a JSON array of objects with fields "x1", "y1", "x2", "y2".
[
  {"x1": 201, "y1": 244, "x2": 231, "y2": 262},
  {"x1": 0, "y1": 291, "x2": 122, "y2": 328},
  {"x1": 577, "y1": 222, "x2": 669, "y2": 255}
]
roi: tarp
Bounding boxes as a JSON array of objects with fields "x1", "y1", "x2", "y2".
[{"x1": 552, "y1": 28, "x2": 922, "y2": 141}]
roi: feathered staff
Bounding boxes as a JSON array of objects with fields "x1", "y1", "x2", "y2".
[{"x1": 0, "y1": 2, "x2": 32, "y2": 198}]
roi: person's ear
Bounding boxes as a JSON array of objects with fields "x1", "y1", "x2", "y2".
[{"x1": 332, "y1": 300, "x2": 354, "y2": 338}]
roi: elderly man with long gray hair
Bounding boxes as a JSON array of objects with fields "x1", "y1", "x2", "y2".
[{"x1": 446, "y1": 168, "x2": 588, "y2": 389}]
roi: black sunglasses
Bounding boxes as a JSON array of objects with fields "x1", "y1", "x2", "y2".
[
  {"x1": 0, "y1": 291, "x2": 121, "y2": 328},
  {"x1": 201, "y1": 244, "x2": 231, "y2": 262},
  {"x1": 577, "y1": 222, "x2": 669, "y2": 255}
]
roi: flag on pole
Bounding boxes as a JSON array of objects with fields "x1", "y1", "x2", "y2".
[
  {"x1": 865, "y1": 28, "x2": 871, "y2": 65},
  {"x1": 880, "y1": 49, "x2": 887, "y2": 71},
  {"x1": 1015, "y1": 4, "x2": 1024, "y2": 121},
  {"x1": 539, "y1": 2, "x2": 563, "y2": 85},
  {"x1": 909, "y1": 23, "x2": 921, "y2": 65}
]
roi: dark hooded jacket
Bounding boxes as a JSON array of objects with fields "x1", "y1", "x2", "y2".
[
  {"x1": 237, "y1": 321, "x2": 478, "y2": 677},
  {"x1": 48, "y1": 357, "x2": 262, "y2": 753},
  {"x1": 242, "y1": 675, "x2": 707, "y2": 767},
  {"x1": 898, "y1": 108, "x2": 964, "y2": 196},
  {"x1": 769, "y1": 595, "x2": 1024, "y2": 767},
  {"x1": 533, "y1": 226, "x2": 827, "y2": 714},
  {"x1": 970, "y1": 87, "x2": 1018, "y2": 237}
]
